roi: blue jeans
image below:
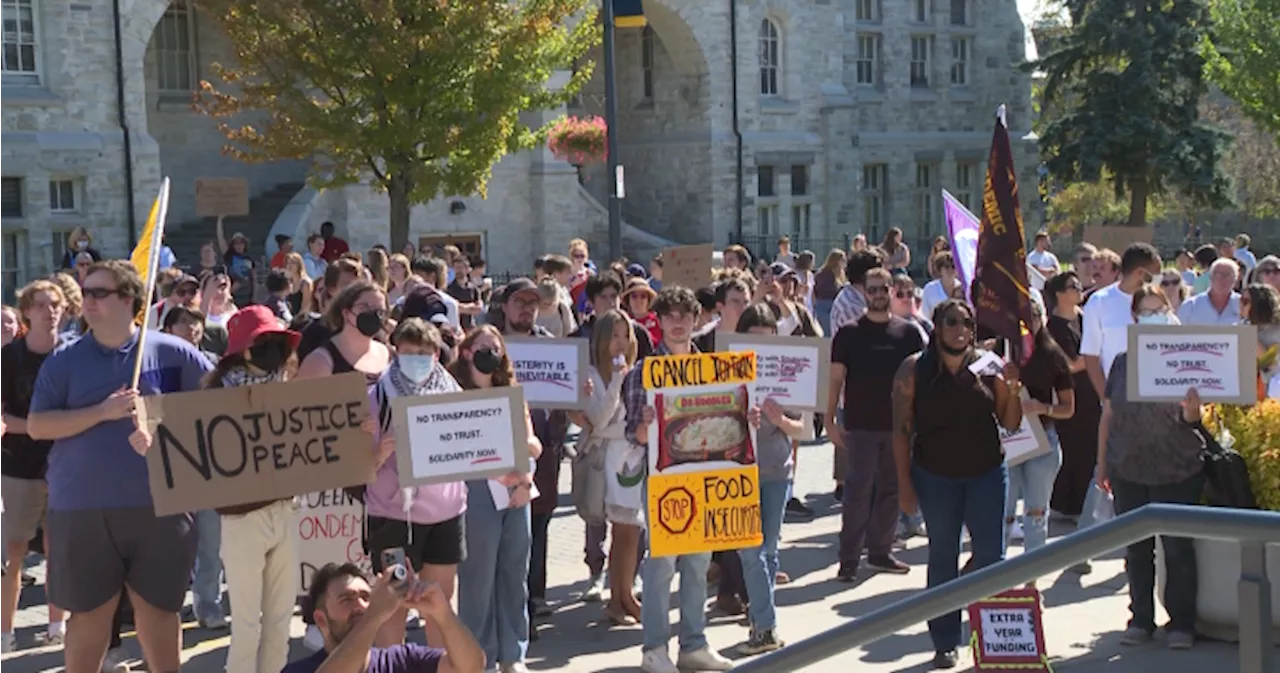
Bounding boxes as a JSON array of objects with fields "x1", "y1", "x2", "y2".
[
  {"x1": 641, "y1": 551, "x2": 711, "y2": 653},
  {"x1": 814, "y1": 299, "x2": 834, "y2": 335},
  {"x1": 738, "y1": 479, "x2": 791, "y2": 632},
  {"x1": 192, "y1": 509, "x2": 225, "y2": 620},
  {"x1": 458, "y1": 482, "x2": 532, "y2": 665},
  {"x1": 912, "y1": 462, "x2": 1008, "y2": 652},
  {"x1": 1004, "y1": 426, "x2": 1063, "y2": 553}
]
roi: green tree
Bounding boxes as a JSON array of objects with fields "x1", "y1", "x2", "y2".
[
  {"x1": 1203, "y1": 0, "x2": 1280, "y2": 139},
  {"x1": 1034, "y1": 0, "x2": 1232, "y2": 227},
  {"x1": 195, "y1": 0, "x2": 599, "y2": 251}
]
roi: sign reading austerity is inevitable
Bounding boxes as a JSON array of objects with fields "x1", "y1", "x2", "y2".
[
  {"x1": 140, "y1": 372, "x2": 374, "y2": 516},
  {"x1": 644, "y1": 351, "x2": 762, "y2": 557}
]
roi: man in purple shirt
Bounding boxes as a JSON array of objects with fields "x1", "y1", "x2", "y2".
[{"x1": 282, "y1": 562, "x2": 484, "y2": 673}]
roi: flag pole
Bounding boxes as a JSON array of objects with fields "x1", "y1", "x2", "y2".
[{"x1": 131, "y1": 178, "x2": 171, "y2": 390}]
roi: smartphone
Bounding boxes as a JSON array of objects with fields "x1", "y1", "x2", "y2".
[{"x1": 380, "y1": 547, "x2": 410, "y2": 587}]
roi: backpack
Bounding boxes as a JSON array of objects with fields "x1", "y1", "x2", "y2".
[
  {"x1": 1193, "y1": 421, "x2": 1258, "y2": 509},
  {"x1": 343, "y1": 381, "x2": 396, "y2": 503}
]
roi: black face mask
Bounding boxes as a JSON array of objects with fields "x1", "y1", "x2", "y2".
[
  {"x1": 472, "y1": 348, "x2": 502, "y2": 375},
  {"x1": 354, "y1": 310, "x2": 383, "y2": 337},
  {"x1": 249, "y1": 338, "x2": 291, "y2": 373}
]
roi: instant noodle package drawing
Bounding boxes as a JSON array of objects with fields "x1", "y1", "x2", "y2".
[{"x1": 643, "y1": 351, "x2": 763, "y2": 557}]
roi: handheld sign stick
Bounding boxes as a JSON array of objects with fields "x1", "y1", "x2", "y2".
[{"x1": 131, "y1": 178, "x2": 172, "y2": 391}]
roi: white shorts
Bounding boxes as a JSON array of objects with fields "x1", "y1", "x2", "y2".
[{"x1": 1, "y1": 476, "x2": 46, "y2": 546}]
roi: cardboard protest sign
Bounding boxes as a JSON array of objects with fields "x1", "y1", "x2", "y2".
[
  {"x1": 391, "y1": 387, "x2": 531, "y2": 486},
  {"x1": 1128, "y1": 324, "x2": 1258, "y2": 404},
  {"x1": 662, "y1": 244, "x2": 715, "y2": 291},
  {"x1": 195, "y1": 177, "x2": 250, "y2": 217},
  {"x1": 140, "y1": 372, "x2": 373, "y2": 516},
  {"x1": 505, "y1": 337, "x2": 589, "y2": 410},
  {"x1": 968, "y1": 588, "x2": 1051, "y2": 671},
  {"x1": 643, "y1": 351, "x2": 761, "y2": 557},
  {"x1": 1082, "y1": 225, "x2": 1152, "y2": 256},
  {"x1": 719, "y1": 334, "x2": 830, "y2": 412},
  {"x1": 293, "y1": 489, "x2": 370, "y2": 595},
  {"x1": 999, "y1": 401, "x2": 1052, "y2": 466}
]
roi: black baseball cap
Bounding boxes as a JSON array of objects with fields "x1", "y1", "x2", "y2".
[
  {"x1": 501, "y1": 277, "x2": 540, "y2": 302},
  {"x1": 401, "y1": 286, "x2": 449, "y2": 324}
]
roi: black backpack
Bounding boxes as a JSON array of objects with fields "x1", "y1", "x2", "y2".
[{"x1": 1193, "y1": 422, "x2": 1258, "y2": 509}]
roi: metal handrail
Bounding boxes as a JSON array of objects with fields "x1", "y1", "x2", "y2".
[{"x1": 735, "y1": 504, "x2": 1279, "y2": 673}]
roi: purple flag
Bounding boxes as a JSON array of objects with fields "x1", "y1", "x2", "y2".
[{"x1": 943, "y1": 189, "x2": 978, "y2": 302}]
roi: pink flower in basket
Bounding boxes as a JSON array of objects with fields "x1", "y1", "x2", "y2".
[{"x1": 548, "y1": 115, "x2": 608, "y2": 165}]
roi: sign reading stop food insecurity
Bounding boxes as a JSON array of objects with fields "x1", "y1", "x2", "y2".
[
  {"x1": 140, "y1": 372, "x2": 374, "y2": 516},
  {"x1": 1128, "y1": 324, "x2": 1258, "y2": 404},
  {"x1": 390, "y1": 386, "x2": 530, "y2": 485},
  {"x1": 293, "y1": 489, "x2": 370, "y2": 595},
  {"x1": 643, "y1": 351, "x2": 762, "y2": 557}
]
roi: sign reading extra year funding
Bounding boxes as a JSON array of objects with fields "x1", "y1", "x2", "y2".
[
  {"x1": 1128, "y1": 324, "x2": 1258, "y2": 404},
  {"x1": 505, "y1": 337, "x2": 589, "y2": 410},
  {"x1": 391, "y1": 386, "x2": 531, "y2": 486},
  {"x1": 643, "y1": 351, "x2": 762, "y2": 557},
  {"x1": 140, "y1": 372, "x2": 373, "y2": 516}
]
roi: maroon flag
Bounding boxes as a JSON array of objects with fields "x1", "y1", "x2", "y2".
[{"x1": 973, "y1": 105, "x2": 1034, "y2": 345}]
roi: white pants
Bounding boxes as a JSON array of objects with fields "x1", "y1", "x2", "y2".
[{"x1": 220, "y1": 501, "x2": 297, "y2": 673}]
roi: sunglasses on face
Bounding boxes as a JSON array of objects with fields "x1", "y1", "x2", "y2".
[
  {"x1": 943, "y1": 315, "x2": 976, "y2": 330},
  {"x1": 173, "y1": 286, "x2": 196, "y2": 298},
  {"x1": 83, "y1": 287, "x2": 127, "y2": 300},
  {"x1": 864, "y1": 285, "x2": 890, "y2": 295},
  {"x1": 895, "y1": 290, "x2": 913, "y2": 299},
  {"x1": 1161, "y1": 279, "x2": 1180, "y2": 287}
]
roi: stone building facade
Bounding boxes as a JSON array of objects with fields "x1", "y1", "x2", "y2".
[{"x1": 2, "y1": 0, "x2": 1036, "y2": 292}]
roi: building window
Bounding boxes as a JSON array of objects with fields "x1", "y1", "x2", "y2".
[
  {"x1": 790, "y1": 165, "x2": 812, "y2": 238},
  {"x1": 48, "y1": 179, "x2": 77, "y2": 213},
  {"x1": 862, "y1": 164, "x2": 886, "y2": 237},
  {"x1": 758, "y1": 165, "x2": 778, "y2": 236},
  {"x1": 913, "y1": 0, "x2": 930, "y2": 23},
  {"x1": 916, "y1": 164, "x2": 937, "y2": 236},
  {"x1": 951, "y1": 38, "x2": 970, "y2": 86},
  {"x1": 855, "y1": 0, "x2": 878, "y2": 22},
  {"x1": 855, "y1": 34, "x2": 878, "y2": 86},
  {"x1": 910, "y1": 37, "x2": 931, "y2": 87},
  {"x1": 640, "y1": 26, "x2": 655, "y2": 101},
  {"x1": 956, "y1": 162, "x2": 977, "y2": 209},
  {"x1": 1, "y1": 177, "x2": 22, "y2": 218},
  {"x1": 950, "y1": 0, "x2": 969, "y2": 25},
  {"x1": 1, "y1": 230, "x2": 23, "y2": 303},
  {"x1": 154, "y1": 1, "x2": 195, "y2": 92},
  {"x1": 2, "y1": 0, "x2": 39, "y2": 83},
  {"x1": 758, "y1": 19, "x2": 780, "y2": 97}
]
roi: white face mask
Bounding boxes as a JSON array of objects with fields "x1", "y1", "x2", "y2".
[
  {"x1": 76, "y1": 240, "x2": 89, "y2": 250},
  {"x1": 1136, "y1": 311, "x2": 1177, "y2": 325}
]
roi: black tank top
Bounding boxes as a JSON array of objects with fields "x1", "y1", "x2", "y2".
[
  {"x1": 323, "y1": 340, "x2": 381, "y2": 385},
  {"x1": 912, "y1": 349, "x2": 1004, "y2": 479}
]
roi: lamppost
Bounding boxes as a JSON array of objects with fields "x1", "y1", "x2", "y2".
[{"x1": 602, "y1": 0, "x2": 624, "y2": 262}]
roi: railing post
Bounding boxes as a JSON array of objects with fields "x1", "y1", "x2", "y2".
[{"x1": 1237, "y1": 541, "x2": 1274, "y2": 673}]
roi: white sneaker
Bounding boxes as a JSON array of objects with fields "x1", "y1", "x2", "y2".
[
  {"x1": 1, "y1": 632, "x2": 16, "y2": 653},
  {"x1": 101, "y1": 646, "x2": 131, "y2": 673},
  {"x1": 677, "y1": 646, "x2": 735, "y2": 671},
  {"x1": 583, "y1": 572, "x2": 605, "y2": 602},
  {"x1": 1009, "y1": 520, "x2": 1025, "y2": 542},
  {"x1": 640, "y1": 647, "x2": 679, "y2": 673},
  {"x1": 304, "y1": 623, "x2": 325, "y2": 651}
]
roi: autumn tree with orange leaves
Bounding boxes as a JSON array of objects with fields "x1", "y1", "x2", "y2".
[{"x1": 195, "y1": 0, "x2": 599, "y2": 251}]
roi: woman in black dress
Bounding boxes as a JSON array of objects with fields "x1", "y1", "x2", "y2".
[{"x1": 1043, "y1": 271, "x2": 1098, "y2": 518}]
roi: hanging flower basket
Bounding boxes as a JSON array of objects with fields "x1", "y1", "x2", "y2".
[{"x1": 548, "y1": 115, "x2": 608, "y2": 165}]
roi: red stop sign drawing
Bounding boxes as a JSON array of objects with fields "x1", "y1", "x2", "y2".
[{"x1": 658, "y1": 487, "x2": 696, "y2": 535}]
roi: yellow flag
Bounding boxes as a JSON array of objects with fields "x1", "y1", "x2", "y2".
[{"x1": 130, "y1": 178, "x2": 171, "y2": 288}]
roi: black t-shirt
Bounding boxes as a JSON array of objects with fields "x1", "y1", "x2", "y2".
[
  {"x1": 446, "y1": 280, "x2": 479, "y2": 330},
  {"x1": 2, "y1": 338, "x2": 56, "y2": 480},
  {"x1": 831, "y1": 316, "x2": 925, "y2": 431},
  {"x1": 1019, "y1": 337, "x2": 1074, "y2": 426}
]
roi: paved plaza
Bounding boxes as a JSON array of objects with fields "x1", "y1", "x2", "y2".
[{"x1": 2, "y1": 441, "x2": 1247, "y2": 672}]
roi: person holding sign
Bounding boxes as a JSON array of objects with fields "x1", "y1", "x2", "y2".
[
  {"x1": 447, "y1": 325, "x2": 542, "y2": 673},
  {"x1": 890, "y1": 299, "x2": 1023, "y2": 670},
  {"x1": 27, "y1": 260, "x2": 214, "y2": 673},
  {"x1": 365, "y1": 319, "x2": 468, "y2": 649},
  {"x1": 621, "y1": 286, "x2": 735, "y2": 673},
  {"x1": 1097, "y1": 284, "x2": 1207, "y2": 651},
  {"x1": 151, "y1": 304, "x2": 305, "y2": 673}
]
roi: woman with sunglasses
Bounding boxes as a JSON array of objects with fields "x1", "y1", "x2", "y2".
[
  {"x1": 1041, "y1": 271, "x2": 1097, "y2": 524},
  {"x1": 891, "y1": 299, "x2": 1022, "y2": 669},
  {"x1": 200, "y1": 270, "x2": 238, "y2": 356},
  {"x1": 448, "y1": 325, "x2": 541, "y2": 673},
  {"x1": 1160, "y1": 269, "x2": 1188, "y2": 314},
  {"x1": 1241, "y1": 283, "x2": 1280, "y2": 384}
]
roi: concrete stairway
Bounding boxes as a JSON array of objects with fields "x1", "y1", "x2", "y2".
[{"x1": 163, "y1": 181, "x2": 306, "y2": 273}]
